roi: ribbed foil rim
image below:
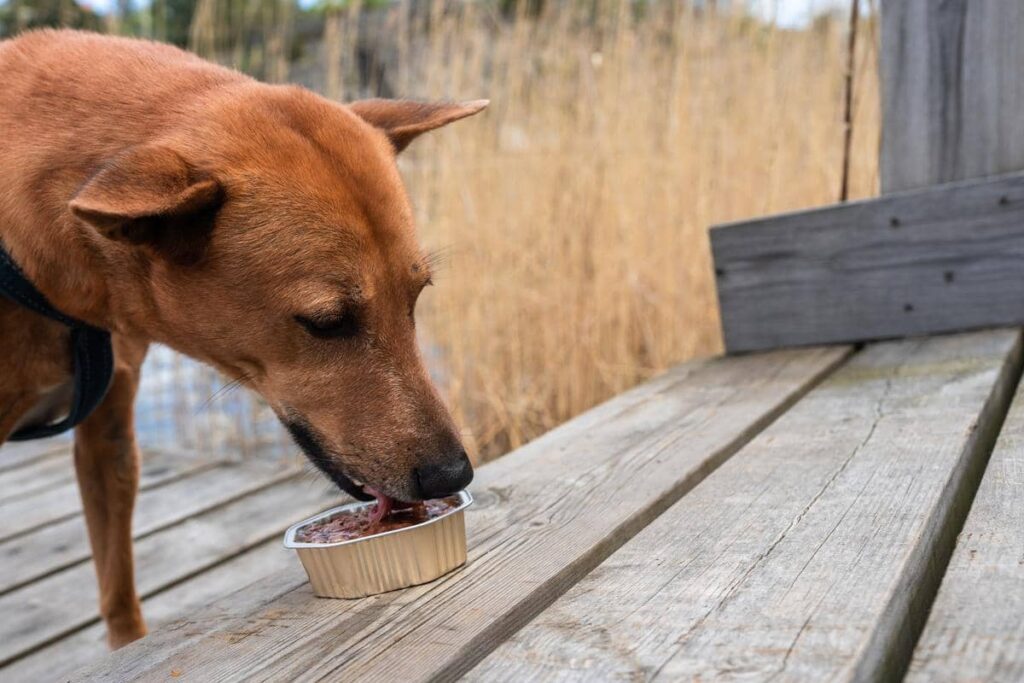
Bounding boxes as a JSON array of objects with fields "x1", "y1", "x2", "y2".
[{"x1": 283, "y1": 489, "x2": 473, "y2": 549}]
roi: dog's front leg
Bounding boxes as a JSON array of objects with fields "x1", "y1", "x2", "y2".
[{"x1": 74, "y1": 339, "x2": 148, "y2": 649}]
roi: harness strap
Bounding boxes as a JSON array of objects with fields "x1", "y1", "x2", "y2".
[{"x1": 0, "y1": 241, "x2": 114, "y2": 441}]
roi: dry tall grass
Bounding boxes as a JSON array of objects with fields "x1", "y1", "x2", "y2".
[
  {"x1": 372, "y1": 4, "x2": 881, "y2": 459},
  {"x1": 155, "y1": 3, "x2": 882, "y2": 462}
]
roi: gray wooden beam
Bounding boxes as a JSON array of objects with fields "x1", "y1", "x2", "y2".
[
  {"x1": 469, "y1": 329, "x2": 1023, "y2": 682},
  {"x1": 881, "y1": 1, "x2": 1024, "y2": 192},
  {"x1": 908, "y1": 360, "x2": 1024, "y2": 682},
  {"x1": 712, "y1": 171, "x2": 1024, "y2": 353}
]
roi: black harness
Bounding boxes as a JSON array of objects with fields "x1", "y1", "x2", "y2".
[{"x1": 0, "y1": 241, "x2": 114, "y2": 441}]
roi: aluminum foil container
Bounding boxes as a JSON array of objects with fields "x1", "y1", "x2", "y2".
[{"x1": 283, "y1": 490, "x2": 472, "y2": 598}]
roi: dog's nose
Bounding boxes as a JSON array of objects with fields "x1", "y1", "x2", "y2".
[{"x1": 415, "y1": 451, "x2": 473, "y2": 499}]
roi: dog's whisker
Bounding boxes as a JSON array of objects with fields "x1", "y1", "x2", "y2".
[
  {"x1": 423, "y1": 245, "x2": 455, "y2": 272},
  {"x1": 197, "y1": 374, "x2": 252, "y2": 412}
]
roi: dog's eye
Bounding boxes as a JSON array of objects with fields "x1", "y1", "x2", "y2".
[{"x1": 295, "y1": 312, "x2": 360, "y2": 340}]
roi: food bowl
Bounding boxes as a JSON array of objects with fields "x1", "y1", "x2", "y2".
[{"x1": 283, "y1": 490, "x2": 472, "y2": 598}]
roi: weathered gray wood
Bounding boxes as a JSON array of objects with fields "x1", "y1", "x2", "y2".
[
  {"x1": 712, "y1": 172, "x2": 1024, "y2": 352},
  {"x1": 71, "y1": 557, "x2": 306, "y2": 682},
  {"x1": 881, "y1": 1, "x2": 1024, "y2": 193},
  {"x1": 0, "y1": 458, "x2": 298, "y2": 595},
  {"x1": 70, "y1": 347, "x2": 851, "y2": 682},
  {"x1": 0, "y1": 445, "x2": 206, "y2": 505},
  {"x1": 0, "y1": 473, "x2": 342, "y2": 667},
  {"x1": 907, "y1": 361, "x2": 1024, "y2": 681},
  {"x1": 0, "y1": 538, "x2": 302, "y2": 682},
  {"x1": 0, "y1": 449, "x2": 79, "y2": 503},
  {"x1": 0, "y1": 436, "x2": 70, "y2": 473},
  {"x1": 0, "y1": 447, "x2": 218, "y2": 541},
  {"x1": 469, "y1": 329, "x2": 1022, "y2": 682}
]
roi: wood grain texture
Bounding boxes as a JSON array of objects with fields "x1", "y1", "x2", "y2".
[
  {"x1": 0, "y1": 538, "x2": 302, "y2": 682},
  {"x1": 712, "y1": 172, "x2": 1024, "y2": 352},
  {"x1": 881, "y1": 1, "x2": 1024, "y2": 193},
  {"x1": 0, "y1": 447, "x2": 219, "y2": 541},
  {"x1": 469, "y1": 329, "x2": 1022, "y2": 682},
  {"x1": 69, "y1": 347, "x2": 851, "y2": 683},
  {"x1": 0, "y1": 458, "x2": 298, "y2": 595},
  {"x1": 0, "y1": 473, "x2": 342, "y2": 667},
  {"x1": 907, "y1": 359, "x2": 1024, "y2": 682}
]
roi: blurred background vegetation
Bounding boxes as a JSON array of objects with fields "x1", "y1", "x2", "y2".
[{"x1": 0, "y1": 0, "x2": 880, "y2": 463}]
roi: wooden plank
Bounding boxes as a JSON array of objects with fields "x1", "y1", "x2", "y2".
[
  {"x1": 0, "y1": 473, "x2": 342, "y2": 667},
  {"x1": 0, "y1": 447, "x2": 219, "y2": 541},
  {"x1": 0, "y1": 445, "x2": 210, "y2": 505},
  {"x1": 711, "y1": 172, "x2": 1024, "y2": 352},
  {"x1": 0, "y1": 539, "x2": 301, "y2": 682},
  {"x1": 0, "y1": 436, "x2": 70, "y2": 473},
  {"x1": 0, "y1": 451, "x2": 79, "y2": 503},
  {"x1": 468, "y1": 329, "x2": 1022, "y2": 682},
  {"x1": 70, "y1": 346, "x2": 852, "y2": 682},
  {"x1": 0, "y1": 458, "x2": 299, "y2": 595},
  {"x1": 907, "y1": 362, "x2": 1024, "y2": 681},
  {"x1": 881, "y1": 1, "x2": 1024, "y2": 193}
]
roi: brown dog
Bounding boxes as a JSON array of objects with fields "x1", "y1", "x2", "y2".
[{"x1": 0, "y1": 29, "x2": 484, "y2": 647}]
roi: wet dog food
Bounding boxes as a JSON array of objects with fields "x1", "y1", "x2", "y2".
[{"x1": 296, "y1": 496, "x2": 461, "y2": 543}]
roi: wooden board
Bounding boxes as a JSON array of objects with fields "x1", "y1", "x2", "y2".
[
  {"x1": 0, "y1": 473, "x2": 342, "y2": 667},
  {"x1": 712, "y1": 172, "x2": 1024, "y2": 352},
  {"x1": 469, "y1": 329, "x2": 1022, "y2": 682},
  {"x1": 0, "y1": 451, "x2": 80, "y2": 503},
  {"x1": 0, "y1": 447, "x2": 219, "y2": 541},
  {"x1": 907, "y1": 358, "x2": 1024, "y2": 681},
  {"x1": 0, "y1": 459, "x2": 298, "y2": 595},
  {"x1": 0, "y1": 436, "x2": 70, "y2": 473},
  {"x1": 0, "y1": 445, "x2": 207, "y2": 505},
  {"x1": 69, "y1": 347, "x2": 851, "y2": 682},
  {"x1": 0, "y1": 539, "x2": 302, "y2": 682},
  {"x1": 881, "y1": 1, "x2": 1024, "y2": 193}
]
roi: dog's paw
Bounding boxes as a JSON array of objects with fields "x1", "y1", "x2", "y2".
[{"x1": 106, "y1": 618, "x2": 148, "y2": 649}]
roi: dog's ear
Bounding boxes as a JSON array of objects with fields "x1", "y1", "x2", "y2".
[
  {"x1": 69, "y1": 144, "x2": 223, "y2": 260},
  {"x1": 348, "y1": 99, "x2": 489, "y2": 153}
]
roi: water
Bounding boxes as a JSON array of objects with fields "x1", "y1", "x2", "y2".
[{"x1": 135, "y1": 345, "x2": 289, "y2": 458}]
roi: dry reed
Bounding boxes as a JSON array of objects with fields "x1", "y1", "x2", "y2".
[{"x1": 386, "y1": 4, "x2": 881, "y2": 459}]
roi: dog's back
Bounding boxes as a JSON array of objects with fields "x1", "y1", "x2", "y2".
[
  {"x1": 0, "y1": 29, "x2": 244, "y2": 130},
  {"x1": 0, "y1": 31, "x2": 247, "y2": 238}
]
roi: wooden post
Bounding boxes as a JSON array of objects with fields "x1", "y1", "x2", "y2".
[
  {"x1": 711, "y1": 2, "x2": 1024, "y2": 352},
  {"x1": 881, "y1": 1, "x2": 1024, "y2": 192}
]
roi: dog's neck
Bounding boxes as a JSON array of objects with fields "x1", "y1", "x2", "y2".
[{"x1": 1, "y1": 221, "x2": 141, "y2": 335}]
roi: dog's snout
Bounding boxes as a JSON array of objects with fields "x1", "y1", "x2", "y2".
[{"x1": 415, "y1": 450, "x2": 473, "y2": 499}]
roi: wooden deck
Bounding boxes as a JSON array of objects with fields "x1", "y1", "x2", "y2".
[
  {"x1": 0, "y1": 439, "x2": 338, "y2": 681},
  {"x1": 2, "y1": 328, "x2": 1023, "y2": 681}
]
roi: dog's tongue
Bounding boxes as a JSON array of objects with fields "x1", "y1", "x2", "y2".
[
  {"x1": 366, "y1": 487, "x2": 424, "y2": 526},
  {"x1": 366, "y1": 487, "x2": 395, "y2": 525}
]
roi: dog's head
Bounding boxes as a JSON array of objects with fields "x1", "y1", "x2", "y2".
[{"x1": 68, "y1": 89, "x2": 487, "y2": 502}]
